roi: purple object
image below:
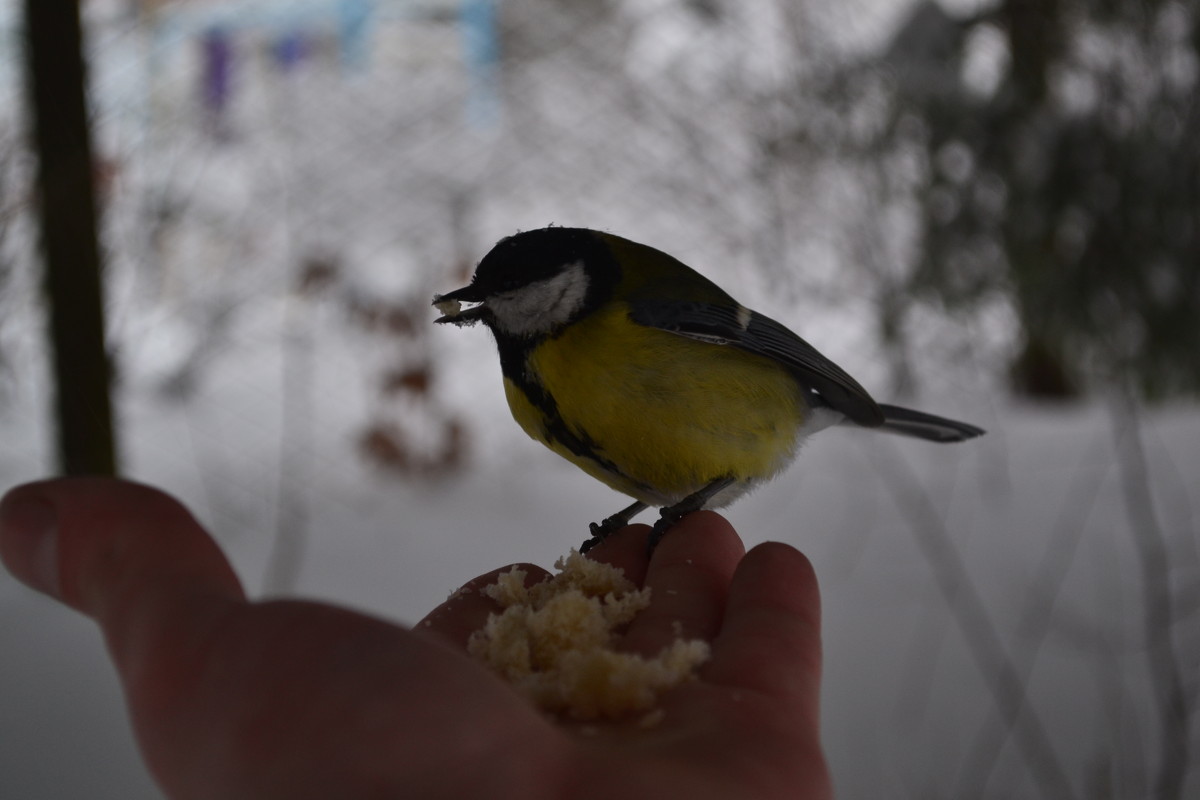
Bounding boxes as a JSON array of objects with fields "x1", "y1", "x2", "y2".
[{"x1": 201, "y1": 26, "x2": 233, "y2": 115}]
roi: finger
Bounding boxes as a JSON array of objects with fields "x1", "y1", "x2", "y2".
[
  {"x1": 0, "y1": 478, "x2": 246, "y2": 674},
  {"x1": 1, "y1": 480, "x2": 573, "y2": 798},
  {"x1": 704, "y1": 541, "x2": 822, "y2": 710},
  {"x1": 418, "y1": 562, "x2": 552, "y2": 648},
  {"x1": 620, "y1": 511, "x2": 745, "y2": 657}
]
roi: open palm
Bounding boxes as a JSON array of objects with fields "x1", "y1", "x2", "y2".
[{"x1": 0, "y1": 478, "x2": 830, "y2": 799}]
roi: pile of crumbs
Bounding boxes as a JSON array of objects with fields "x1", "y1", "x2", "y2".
[{"x1": 467, "y1": 551, "x2": 710, "y2": 721}]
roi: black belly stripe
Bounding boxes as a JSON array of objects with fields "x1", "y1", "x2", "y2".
[{"x1": 499, "y1": 339, "x2": 652, "y2": 494}]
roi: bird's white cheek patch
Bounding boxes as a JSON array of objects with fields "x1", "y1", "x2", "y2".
[{"x1": 488, "y1": 261, "x2": 589, "y2": 337}]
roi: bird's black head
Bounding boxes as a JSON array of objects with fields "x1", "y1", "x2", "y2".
[{"x1": 432, "y1": 227, "x2": 620, "y2": 339}]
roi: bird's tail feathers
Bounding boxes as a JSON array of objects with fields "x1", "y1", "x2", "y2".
[{"x1": 871, "y1": 403, "x2": 985, "y2": 443}]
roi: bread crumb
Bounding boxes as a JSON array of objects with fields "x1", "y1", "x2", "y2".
[{"x1": 467, "y1": 551, "x2": 710, "y2": 720}]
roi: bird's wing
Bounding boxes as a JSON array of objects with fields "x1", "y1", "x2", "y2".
[{"x1": 628, "y1": 299, "x2": 885, "y2": 426}]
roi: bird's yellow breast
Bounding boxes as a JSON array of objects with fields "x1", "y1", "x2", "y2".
[{"x1": 503, "y1": 301, "x2": 806, "y2": 506}]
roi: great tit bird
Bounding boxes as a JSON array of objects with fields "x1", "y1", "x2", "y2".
[{"x1": 434, "y1": 226, "x2": 984, "y2": 552}]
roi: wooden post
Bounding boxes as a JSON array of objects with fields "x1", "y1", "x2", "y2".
[{"x1": 23, "y1": 0, "x2": 118, "y2": 475}]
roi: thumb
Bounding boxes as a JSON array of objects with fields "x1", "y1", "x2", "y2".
[{"x1": 0, "y1": 477, "x2": 245, "y2": 668}]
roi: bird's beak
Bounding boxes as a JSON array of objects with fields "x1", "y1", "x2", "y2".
[{"x1": 432, "y1": 285, "x2": 488, "y2": 326}]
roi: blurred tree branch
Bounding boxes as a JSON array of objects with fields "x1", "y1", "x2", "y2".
[
  {"x1": 957, "y1": 431, "x2": 1109, "y2": 795},
  {"x1": 1111, "y1": 394, "x2": 1192, "y2": 799},
  {"x1": 871, "y1": 440, "x2": 1077, "y2": 799}
]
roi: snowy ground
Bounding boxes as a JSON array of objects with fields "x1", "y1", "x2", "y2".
[{"x1": 2, "y1": 359, "x2": 1197, "y2": 798}]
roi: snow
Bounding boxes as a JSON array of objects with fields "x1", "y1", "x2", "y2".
[{"x1": 5, "y1": 357, "x2": 1197, "y2": 797}]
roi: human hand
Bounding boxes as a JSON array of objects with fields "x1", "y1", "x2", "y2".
[{"x1": 0, "y1": 477, "x2": 830, "y2": 799}]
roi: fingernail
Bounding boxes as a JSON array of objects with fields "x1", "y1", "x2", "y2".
[{"x1": 0, "y1": 491, "x2": 60, "y2": 597}]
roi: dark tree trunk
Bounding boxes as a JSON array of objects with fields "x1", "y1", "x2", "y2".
[{"x1": 23, "y1": 0, "x2": 118, "y2": 475}]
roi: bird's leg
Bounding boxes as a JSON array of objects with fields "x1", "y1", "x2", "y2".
[
  {"x1": 647, "y1": 476, "x2": 735, "y2": 553},
  {"x1": 580, "y1": 500, "x2": 648, "y2": 553}
]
